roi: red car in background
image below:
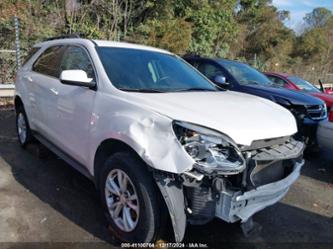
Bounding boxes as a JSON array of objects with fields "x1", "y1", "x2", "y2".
[{"x1": 265, "y1": 72, "x2": 333, "y2": 110}]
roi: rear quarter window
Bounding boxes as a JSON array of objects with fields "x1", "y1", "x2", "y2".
[{"x1": 22, "y1": 47, "x2": 40, "y2": 66}]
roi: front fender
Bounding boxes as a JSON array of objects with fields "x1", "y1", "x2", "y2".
[{"x1": 88, "y1": 96, "x2": 194, "y2": 175}]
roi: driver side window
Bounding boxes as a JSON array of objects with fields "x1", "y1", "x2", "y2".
[
  {"x1": 197, "y1": 62, "x2": 226, "y2": 81},
  {"x1": 60, "y1": 46, "x2": 96, "y2": 80}
]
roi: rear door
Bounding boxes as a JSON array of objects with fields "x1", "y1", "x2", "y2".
[
  {"x1": 19, "y1": 47, "x2": 41, "y2": 128},
  {"x1": 30, "y1": 45, "x2": 66, "y2": 139}
]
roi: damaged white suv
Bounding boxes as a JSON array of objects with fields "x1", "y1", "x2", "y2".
[{"x1": 15, "y1": 37, "x2": 305, "y2": 243}]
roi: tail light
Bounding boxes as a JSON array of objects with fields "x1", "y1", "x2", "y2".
[{"x1": 329, "y1": 109, "x2": 333, "y2": 122}]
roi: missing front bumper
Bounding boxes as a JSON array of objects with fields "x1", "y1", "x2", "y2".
[{"x1": 215, "y1": 160, "x2": 304, "y2": 223}]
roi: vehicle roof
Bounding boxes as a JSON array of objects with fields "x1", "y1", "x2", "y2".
[
  {"x1": 93, "y1": 40, "x2": 172, "y2": 54},
  {"x1": 34, "y1": 38, "x2": 172, "y2": 54}
]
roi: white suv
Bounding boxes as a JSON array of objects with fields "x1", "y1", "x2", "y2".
[{"x1": 15, "y1": 37, "x2": 304, "y2": 243}]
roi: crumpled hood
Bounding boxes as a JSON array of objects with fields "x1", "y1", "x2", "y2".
[{"x1": 125, "y1": 90, "x2": 297, "y2": 146}]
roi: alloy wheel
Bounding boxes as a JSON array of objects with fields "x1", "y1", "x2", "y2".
[{"x1": 105, "y1": 169, "x2": 140, "y2": 232}]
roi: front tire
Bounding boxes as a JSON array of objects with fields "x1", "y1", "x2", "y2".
[
  {"x1": 16, "y1": 106, "x2": 33, "y2": 147},
  {"x1": 99, "y1": 152, "x2": 166, "y2": 243}
]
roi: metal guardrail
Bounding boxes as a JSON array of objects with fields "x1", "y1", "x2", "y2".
[{"x1": 0, "y1": 84, "x2": 15, "y2": 97}]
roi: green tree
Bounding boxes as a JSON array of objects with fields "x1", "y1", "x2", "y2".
[
  {"x1": 136, "y1": 18, "x2": 192, "y2": 54},
  {"x1": 304, "y1": 7, "x2": 332, "y2": 29},
  {"x1": 236, "y1": 0, "x2": 294, "y2": 70},
  {"x1": 185, "y1": 0, "x2": 238, "y2": 57},
  {"x1": 294, "y1": 15, "x2": 333, "y2": 73},
  {"x1": 134, "y1": 0, "x2": 238, "y2": 56}
]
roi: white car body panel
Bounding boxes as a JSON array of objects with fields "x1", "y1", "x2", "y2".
[
  {"x1": 86, "y1": 92, "x2": 195, "y2": 174},
  {"x1": 53, "y1": 83, "x2": 97, "y2": 165},
  {"x1": 317, "y1": 120, "x2": 333, "y2": 151}
]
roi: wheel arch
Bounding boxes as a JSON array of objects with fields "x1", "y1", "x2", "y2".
[
  {"x1": 93, "y1": 138, "x2": 145, "y2": 188},
  {"x1": 93, "y1": 138, "x2": 180, "y2": 240},
  {"x1": 14, "y1": 95, "x2": 24, "y2": 110}
]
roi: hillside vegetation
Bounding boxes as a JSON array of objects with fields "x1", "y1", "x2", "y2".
[{"x1": 0, "y1": 0, "x2": 332, "y2": 81}]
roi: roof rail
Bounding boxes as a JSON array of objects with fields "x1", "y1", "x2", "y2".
[{"x1": 44, "y1": 33, "x2": 81, "y2": 41}]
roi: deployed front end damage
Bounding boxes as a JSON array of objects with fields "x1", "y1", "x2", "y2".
[
  {"x1": 155, "y1": 122, "x2": 305, "y2": 242},
  {"x1": 216, "y1": 139, "x2": 304, "y2": 224}
]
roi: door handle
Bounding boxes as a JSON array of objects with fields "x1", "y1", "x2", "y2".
[
  {"x1": 23, "y1": 75, "x2": 33, "y2": 82},
  {"x1": 50, "y1": 88, "x2": 59, "y2": 95}
]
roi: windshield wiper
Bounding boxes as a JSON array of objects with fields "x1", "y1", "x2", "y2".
[
  {"x1": 118, "y1": 88, "x2": 165, "y2": 93},
  {"x1": 173, "y1": 87, "x2": 218, "y2": 92}
]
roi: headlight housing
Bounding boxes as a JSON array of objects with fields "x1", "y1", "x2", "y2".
[{"x1": 173, "y1": 121, "x2": 246, "y2": 175}]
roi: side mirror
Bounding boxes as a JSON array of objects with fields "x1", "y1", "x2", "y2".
[
  {"x1": 60, "y1": 70, "x2": 96, "y2": 89},
  {"x1": 213, "y1": 75, "x2": 229, "y2": 87}
]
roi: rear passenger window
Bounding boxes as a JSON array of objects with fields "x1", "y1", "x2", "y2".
[
  {"x1": 267, "y1": 75, "x2": 287, "y2": 87},
  {"x1": 33, "y1": 46, "x2": 65, "y2": 77},
  {"x1": 60, "y1": 46, "x2": 95, "y2": 80}
]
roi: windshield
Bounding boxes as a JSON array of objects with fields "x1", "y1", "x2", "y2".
[
  {"x1": 288, "y1": 76, "x2": 321, "y2": 93},
  {"x1": 97, "y1": 47, "x2": 217, "y2": 92},
  {"x1": 219, "y1": 60, "x2": 272, "y2": 86}
]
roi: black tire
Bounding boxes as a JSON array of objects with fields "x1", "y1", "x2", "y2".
[
  {"x1": 15, "y1": 105, "x2": 33, "y2": 148},
  {"x1": 99, "y1": 152, "x2": 166, "y2": 243}
]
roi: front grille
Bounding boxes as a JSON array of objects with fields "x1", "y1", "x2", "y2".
[
  {"x1": 306, "y1": 104, "x2": 327, "y2": 120},
  {"x1": 241, "y1": 136, "x2": 290, "y2": 151},
  {"x1": 250, "y1": 139, "x2": 304, "y2": 161}
]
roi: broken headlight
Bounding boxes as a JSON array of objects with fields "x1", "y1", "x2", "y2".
[{"x1": 173, "y1": 121, "x2": 246, "y2": 175}]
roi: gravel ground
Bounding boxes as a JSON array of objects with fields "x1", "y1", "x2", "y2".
[{"x1": 0, "y1": 109, "x2": 332, "y2": 249}]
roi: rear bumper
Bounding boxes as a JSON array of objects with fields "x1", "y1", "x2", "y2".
[
  {"x1": 317, "y1": 120, "x2": 333, "y2": 150},
  {"x1": 215, "y1": 160, "x2": 304, "y2": 223}
]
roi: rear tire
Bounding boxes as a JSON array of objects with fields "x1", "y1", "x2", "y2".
[
  {"x1": 99, "y1": 152, "x2": 166, "y2": 243},
  {"x1": 16, "y1": 105, "x2": 33, "y2": 147}
]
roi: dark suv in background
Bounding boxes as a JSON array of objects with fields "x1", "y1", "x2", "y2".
[
  {"x1": 265, "y1": 72, "x2": 333, "y2": 110},
  {"x1": 184, "y1": 56, "x2": 327, "y2": 148}
]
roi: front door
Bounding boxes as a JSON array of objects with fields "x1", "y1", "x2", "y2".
[{"x1": 54, "y1": 45, "x2": 98, "y2": 166}]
